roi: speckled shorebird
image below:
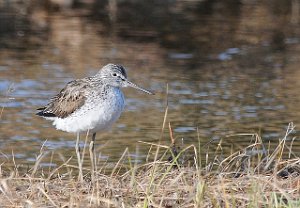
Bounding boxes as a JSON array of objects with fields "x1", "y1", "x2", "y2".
[{"x1": 36, "y1": 63, "x2": 154, "y2": 178}]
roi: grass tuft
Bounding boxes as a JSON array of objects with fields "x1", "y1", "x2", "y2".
[{"x1": 1, "y1": 123, "x2": 300, "y2": 207}]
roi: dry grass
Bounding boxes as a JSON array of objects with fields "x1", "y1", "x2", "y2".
[{"x1": 0, "y1": 123, "x2": 300, "y2": 207}]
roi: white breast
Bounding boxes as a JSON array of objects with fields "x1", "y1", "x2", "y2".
[{"x1": 52, "y1": 87, "x2": 125, "y2": 133}]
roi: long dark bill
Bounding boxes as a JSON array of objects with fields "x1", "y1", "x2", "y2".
[{"x1": 125, "y1": 80, "x2": 155, "y2": 95}]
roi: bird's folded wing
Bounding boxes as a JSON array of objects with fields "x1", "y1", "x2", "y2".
[{"x1": 37, "y1": 79, "x2": 91, "y2": 118}]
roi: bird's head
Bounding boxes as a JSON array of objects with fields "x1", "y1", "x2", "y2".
[{"x1": 97, "y1": 63, "x2": 154, "y2": 95}]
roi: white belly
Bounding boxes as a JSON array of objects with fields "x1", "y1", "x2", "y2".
[{"x1": 52, "y1": 89, "x2": 125, "y2": 133}]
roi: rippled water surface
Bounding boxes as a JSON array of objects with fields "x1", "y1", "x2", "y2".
[{"x1": 0, "y1": 0, "x2": 299, "y2": 170}]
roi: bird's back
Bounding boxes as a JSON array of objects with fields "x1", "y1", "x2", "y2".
[{"x1": 36, "y1": 78, "x2": 91, "y2": 119}]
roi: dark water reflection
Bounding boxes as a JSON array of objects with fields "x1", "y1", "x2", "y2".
[{"x1": 0, "y1": 0, "x2": 299, "y2": 170}]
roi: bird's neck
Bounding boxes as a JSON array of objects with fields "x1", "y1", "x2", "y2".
[{"x1": 88, "y1": 76, "x2": 104, "y2": 87}]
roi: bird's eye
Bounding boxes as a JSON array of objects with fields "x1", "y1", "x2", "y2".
[{"x1": 112, "y1": 73, "x2": 117, "y2": 77}]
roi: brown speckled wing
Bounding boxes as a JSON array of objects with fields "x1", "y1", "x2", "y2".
[{"x1": 37, "y1": 79, "x2": 91, "y2": 118}]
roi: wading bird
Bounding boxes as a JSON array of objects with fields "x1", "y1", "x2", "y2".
[{"x1": 36, "y1": 63, "x2": 154, "y2": 180}]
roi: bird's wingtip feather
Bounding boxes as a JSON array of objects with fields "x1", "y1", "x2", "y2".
[{"x1": 36, "y1": 110, "x2": 56, "y2": 118}]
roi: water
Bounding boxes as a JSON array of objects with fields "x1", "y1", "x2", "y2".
[{"x1": 0, "y1": 0, "x2": 299, "y2": 170}]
